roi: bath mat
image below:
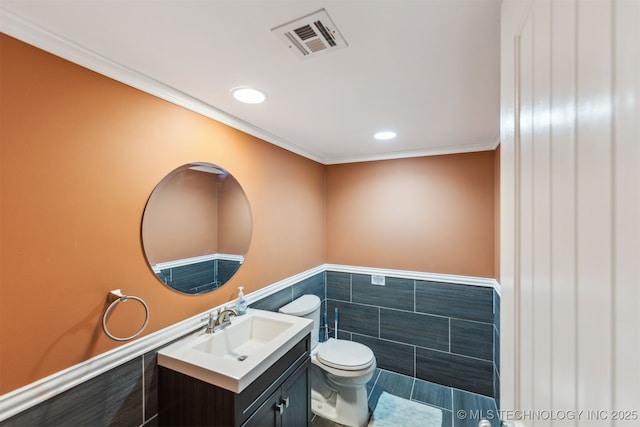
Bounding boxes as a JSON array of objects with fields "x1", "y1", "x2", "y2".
[{"x1": 368, "y1": 391, "x2": 443, "y2": 427}]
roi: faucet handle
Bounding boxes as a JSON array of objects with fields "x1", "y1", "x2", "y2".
[
  {"x1": 201, "y1": 311, "x2": 218, "y2": 326},
  {"x1": 202, "y1": 311, "x2": 219, "y2": 333}
]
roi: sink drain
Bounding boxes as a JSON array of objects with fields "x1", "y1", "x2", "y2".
[{"x1": 237, "y1": 355, "x2": 248, "y2": 361}]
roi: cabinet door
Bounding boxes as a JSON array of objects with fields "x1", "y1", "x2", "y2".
[
  {"x1": 281, "y1": 361, "x2": 311, "y2": 427},
  {"x1": 242, "y1": 390, "x2": 281, "y2": 427}
]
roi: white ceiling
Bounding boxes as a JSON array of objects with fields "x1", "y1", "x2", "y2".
[{"x1": 0, "y1": 0, "x2": 501, "y2": 164}]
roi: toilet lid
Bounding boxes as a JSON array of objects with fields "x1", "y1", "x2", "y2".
[
  {"x1": 316, "y1": 338, "x2": 374, "y2": 371},
  {"x1": 278, "y1": 295, "x2": 321, "y2": 316}
]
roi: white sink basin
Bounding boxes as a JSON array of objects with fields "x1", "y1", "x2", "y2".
[
  {"x1": 192, "y1": 314, "x2": 294, "y2": 359},
  {"x1": 158, "y1": 308, "x2": 313, "y2": 393}
]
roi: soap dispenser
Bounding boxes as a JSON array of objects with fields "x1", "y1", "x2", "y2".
[{"x1": 236, "y1": 286, "x2": 247, "y2": 315}]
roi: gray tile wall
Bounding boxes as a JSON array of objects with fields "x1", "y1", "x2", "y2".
[
  {"x1": 493, "y1": 290, "x2": 500, "y2": 408},
  {"x1": 1, "y1": 356, "x2": 155, "y2": 427},
  {"x1": 326, "y1": 272, "x2": 499, "y2": 399},
  {"x1": 0, "y1": 272, "x2": 326, "y2": 427},
  {"x1": 157, "y1": 259, "x2": 242, "y2": 294},
  {"x1": 1, "y1": 270, "x2": 500, "y2": 425}
]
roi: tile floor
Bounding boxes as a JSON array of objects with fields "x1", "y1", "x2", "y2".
[{"x1": 311, "y1": 369, "x2": 501, "y2": 427}]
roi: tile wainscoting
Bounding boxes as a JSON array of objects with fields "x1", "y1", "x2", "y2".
[
  {"x1": 153, "y1": 255, "x2": 243, "y2": 294},
  {"x1": 0, "y1": 270, "x2": 326, "y2": 427},
  {"x1": 325, "y1": 271, "x2": 500, "y2": 400},
  {"x1": 0, "y1": 265, "x2": 499, "y2": 426}
]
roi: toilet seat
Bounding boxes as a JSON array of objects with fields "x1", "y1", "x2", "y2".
[{"x1": 316, "y1": 338, "x2": 374, "y2": 371}]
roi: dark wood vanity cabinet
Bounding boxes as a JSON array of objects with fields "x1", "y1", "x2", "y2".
[
  {"x1": 158, "y1": 335, "x2": 311, "y2": 427},
  {"x1": 242, "y1": 360, "x2": 309, "y2": 427}
]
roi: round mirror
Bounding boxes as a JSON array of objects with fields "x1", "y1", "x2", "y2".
[{"x1": 141, "y1": 162, "x2": 252, "y2": 294}]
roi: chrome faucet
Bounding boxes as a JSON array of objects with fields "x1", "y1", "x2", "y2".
[
  {"x1": 216, "y1": 307, "x2": 238, "y2": 327},
  {"x1": 203, "y1": 307, "x2": 238, "y2": 334}
]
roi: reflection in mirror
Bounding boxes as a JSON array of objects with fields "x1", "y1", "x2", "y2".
[{"x1": 141, "y1": 163, "x2": 252, "y2": 294}]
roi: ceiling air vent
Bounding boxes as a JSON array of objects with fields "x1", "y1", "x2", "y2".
[{"x1": 271, "y1": 9, "x2": 348, "y2": 59}]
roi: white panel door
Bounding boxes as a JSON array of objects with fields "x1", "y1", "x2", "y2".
[{"x1": 500, "y1": 0, "x2": 640, "y2": 425}]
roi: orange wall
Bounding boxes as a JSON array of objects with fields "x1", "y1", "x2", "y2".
[
  {"x1": 325, "y1": 152, "x2": 496, "y2": 278},
  {"x1": 218, "y1": 174, "x2": 253, "y2": 255},
  {"x1": 494, "y1": 145, "x2": 501, "y2": 281},
  {"x1": 142, "y1": 168, "x2": 220, "y2": 264},
  {"x1": 0, "y1": 33, "x2": 497, "y2": 395},
  {"x1": 0, "y1": 34, "x2": 325, "y2": 393},
  {"x1": 141, "y1": 168, "x2": 252, "y2": 263}
]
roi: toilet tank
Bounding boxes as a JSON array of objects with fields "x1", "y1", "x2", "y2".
[{"x1": 279, "y1": 294, "x2": 321, "y2": 349}]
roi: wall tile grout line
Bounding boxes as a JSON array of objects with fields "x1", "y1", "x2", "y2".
[
  {"x1": 140, "y1": 355, "x2": 146, "y2": 424},
  {"x1": 2, "y1": 269, "x2": 498, "y2": 425},
  {"x1": 325, "y1": 271, "x2": 497, "y2": 397},
  {"x1": 448, "y1": 318, "x2": 452, "y2": 353},
  {"x1": 414, "y1": 345, "x2": 417, "y2": 379},
  {"x1": 350, "y1": 331, "x2": 495, "y2": 363},
  {"x1": 326, "y1": 298, "x2": 496, "y2": 325},
  {"x1": 413, "y1": 280, "x2": 417, "y2": 313}
]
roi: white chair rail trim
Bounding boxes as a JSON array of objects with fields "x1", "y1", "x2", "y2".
[
  {"x1": 0, "y1": 264, "x2": 498, "y2": 421},
  {"x1": 326, "y1": 264, "x2": 500, "y2": 294},
  {"x1": 152, "y1": 253, "x2": 245, "y2": 272}
]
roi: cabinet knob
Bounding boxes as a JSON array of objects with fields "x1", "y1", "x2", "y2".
[
  {"x1": 281, "y1": 396, "x2": 290, "y2": 408},
  {"x1": 276, "y1": 402, "x2": 285, "y2": 414}
]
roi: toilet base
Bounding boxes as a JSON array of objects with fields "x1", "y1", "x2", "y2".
[{"x1": 311, "y1": 385, "x2": 371, "y2": 427}]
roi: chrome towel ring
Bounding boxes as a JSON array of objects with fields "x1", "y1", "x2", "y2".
[{"x1": 102, "y1": 289, "x2": 149, "y2": 341}]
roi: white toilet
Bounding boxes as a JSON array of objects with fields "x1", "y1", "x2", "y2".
[{"x1": 279, "y1": 295, "x2": 377, "y2": 427}]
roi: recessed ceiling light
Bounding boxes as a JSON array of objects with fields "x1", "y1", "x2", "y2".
[
  {"x1": 374, "y1": 131, "x2": 397, "y2": 140},
  {"x1": 231, "y1": 87, "x2": 267, "y2": 104}
]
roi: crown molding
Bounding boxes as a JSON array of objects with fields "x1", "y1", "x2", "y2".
[
  {"x1": 324, "y1": 138, "x2": 501, "y2": 165},
  {"x1": 0, "y1": 8, "x2": 323, "y2": 164},
  {"x1": 1, "y1": 9, "x2": 499, "y2": 166}
]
